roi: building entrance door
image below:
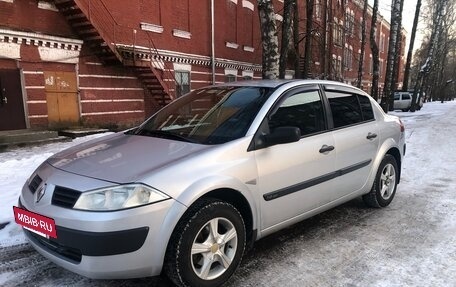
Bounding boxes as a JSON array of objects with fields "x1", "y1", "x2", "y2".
[
  {"x1": 0, "y1": 69, "x2": 27, "y2": 131},
  {"x1": 44, "y1": 71, "x2": 80, "y2": 127}
]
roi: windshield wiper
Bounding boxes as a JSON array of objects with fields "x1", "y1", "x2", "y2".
[{"x1": 134, "y1": 129, "x2": 198, "y2": 143}]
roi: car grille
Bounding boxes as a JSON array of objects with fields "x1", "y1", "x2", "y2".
[
  {"x1": 28, "y1": 174, "x2": 43, "y2": 194},
  {"x1": 52, "y1": 186, "x2": 81, "y2": 208},
  {"x1": 24, "y1": 229, "x2": 82, "y2": 263}
]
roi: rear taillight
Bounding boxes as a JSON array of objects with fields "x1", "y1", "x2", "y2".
[{"x1": 399, "y1": 119, "x2": 405, "y2": 132}]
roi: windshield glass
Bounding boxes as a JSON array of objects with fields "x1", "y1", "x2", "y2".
[{"x1": 133, "y1": 86, "x2": 272, "y2": 144}]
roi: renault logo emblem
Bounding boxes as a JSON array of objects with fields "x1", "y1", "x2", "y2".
[{"x1": 35, "y1": 183, "x2": 47, "y2": 203}]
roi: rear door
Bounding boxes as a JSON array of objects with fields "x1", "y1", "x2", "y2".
[
  {"x1": 254, "y1": 86, "x2": 336, "y2": 230},
  {"x1": 0, "y1": 69, "x2": 26, "y2": 131},
  {"x1": 325, "y1": 88, "x2": 379, "y2": 198}
]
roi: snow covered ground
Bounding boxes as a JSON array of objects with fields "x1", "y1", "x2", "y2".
[{"x1": 1, "y1": 101, "x2": 455, "y2": 286}]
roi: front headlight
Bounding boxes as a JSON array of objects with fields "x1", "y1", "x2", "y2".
[{"x1": 73, "y1": 184, "x2": 170, "y2": 211}]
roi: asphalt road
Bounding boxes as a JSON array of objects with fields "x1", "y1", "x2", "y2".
[{"x1": 1, "y1": 102, "x2": 455, "y2": 286}]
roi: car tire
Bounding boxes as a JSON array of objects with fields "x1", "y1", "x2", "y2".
[
  {"x1": 363, "y1": 154, "x2": 399, "y2": 208},
  {"x1": 164, "y1": 198, "x2": 246, "y2": 287},
  {"x1": 402, "y1": 108, "x2": 409, "y2": 112}
]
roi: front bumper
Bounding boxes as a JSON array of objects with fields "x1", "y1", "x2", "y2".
[
  {"x1": 19, "y1": 201, "x2": 149, "y2": 263},
  {"x1": 19, "y1": 163, "x2": 187, "y2": 279}
]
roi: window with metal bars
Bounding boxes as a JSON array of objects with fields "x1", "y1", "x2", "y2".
[{"x1": 175, "y1": 71, "x2": 190, "y2": 98}]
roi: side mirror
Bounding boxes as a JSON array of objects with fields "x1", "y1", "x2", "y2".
[{"x1": 263, "y1": 126, "x2": 301, "y2": 147}]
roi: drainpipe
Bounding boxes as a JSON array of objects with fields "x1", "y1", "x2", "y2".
[{"x1": 211, "y1": 0, "x2": 215, "y2": 84}]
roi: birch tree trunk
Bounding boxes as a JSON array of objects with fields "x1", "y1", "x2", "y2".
[
  {"x1": 383, "y1": 0, "x2": 401, "y2": 112},
  {"x1": 357, "y1": 0, "x2": 368, "y2": 89},
  {"x1": 279, "y1": 0, "x2": 294, "y2": 78},
  {"x1": 390, "y1": 0, "x2": 404, "y2": 109},
  {"x1": 402, "y1": 0, "x2": 422, "y2": 91},
  {"x1": 258, "y1": 0, "x2": 280, "y2": 79},
  {"x1": 370, "y1": 0, "x2": 380, "y2": 100}
]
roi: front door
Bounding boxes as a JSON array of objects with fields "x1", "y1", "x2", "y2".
[
  {"x1": 0, "y1": 69, "x2": 27, "y2": 131},
  {"x1": 254, "y1": 87, "x2": 336, "y2": 231},
  {"x1": 44, "y1": 71, "x2": 79, "y2": 127}
]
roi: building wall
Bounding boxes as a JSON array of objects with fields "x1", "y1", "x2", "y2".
[
  {"x1": 0, "y1": 0, "x2": 74, "y2": 37},
  {"x1": 0, "y1": 0, "x2": 147, "y2": 130},
  {"x1": 77, "y1": 47, "x2": 147, "y2": 127}
]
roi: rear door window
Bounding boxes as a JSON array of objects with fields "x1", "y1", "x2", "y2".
[
  {"x1": 326, "y1": 92, "x2": 363, "y2": 128},
  {"x1": 326, "y1": 91, "x2": 375, "y2": 128},
  {"x1": 403, "y1": 94, "x2": 411, "y2": 100}
]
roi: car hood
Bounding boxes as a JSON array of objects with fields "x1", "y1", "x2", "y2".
[{"x1": 47, "y1": 133, "x2": 210, "y2": 184}]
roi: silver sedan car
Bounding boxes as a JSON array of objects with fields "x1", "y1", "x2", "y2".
[{"x1": 17, "y1": 80, "x2": 405, "y2": 287}]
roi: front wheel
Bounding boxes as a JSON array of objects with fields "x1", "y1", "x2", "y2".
[
  {"x1": 363, "y1": 154, "x2": 399, "y2": 208},
  {"x1": 164, "y1": 199, "x2": 246, "y2": 287}
]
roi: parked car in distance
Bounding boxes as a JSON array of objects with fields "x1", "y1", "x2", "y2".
[
  {"x1": 394, "y1": 91, "x2": 423, "y2": 111},
  {"x1": 394, "y1": 92, "x2": 412, "y2": 111},
  {"x1": 16, "y1": 80, "x2": 406, "y2": 287}
]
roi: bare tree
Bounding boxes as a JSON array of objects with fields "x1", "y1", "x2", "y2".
[
  {"x1": 303, "y1": 0, "x2": 315, "y2": 79},
  {"x1": 411, "y1": 0, "x2": 448, "y2": 110},
  {"x1": 402, "y1": 0, "x2": 422, "y2": 91},
  {"x1": 370, "y1": 0, "x2": 380, "y2": 100},
  {"x1": 258, "y1": 0, "x2": 280, "y2": 79},
  {"x1": 357, "y1": 0, "x2": 368, "y2": 89},
  {"x1": 383, "y1": 0, "x2": 402, "y2": 112},
  {"x1": 293, "y1": 0, "x2": 301, "y2": 78},
  {"x1": 321, "y1": 0, "x2": 331, "y2": 78},
  {"x1": 279, "y1": 0, "x2": 294, "y2": 78}
]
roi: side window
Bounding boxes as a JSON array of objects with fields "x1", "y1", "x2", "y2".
[
  {"x1": 327, "y1": 92, "x2": 363, "y2": 128},
  {"x1": 403, "y1": 94, "x2": 411, "y2": 100},
  {"x1": 394, "y1": 94, "x2": 400, "y2": 100},
  {"x1": 226, "y1": 74, "x2": 236, "y2": 82},
  {"x1": 269, "y1": 90, "x2": 326, "y2": 136},
  {"x1": 358, "y1": 95, "x2": 374, "y2": 121},
  {"x1": 175, "y1": 71, "x2": 190, "y2": 98}
]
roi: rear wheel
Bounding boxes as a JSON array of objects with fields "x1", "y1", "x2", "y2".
[
  {"x1": 164, "y1": 199, "x2": 246, "y2": 287},
  {"x1": 363, "y1": 155, "x2": 399, "y2": 208}
]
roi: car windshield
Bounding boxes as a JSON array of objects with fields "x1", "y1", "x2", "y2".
[{"x1": 132, "y1": 86, "x2": 273, "y2": 145}]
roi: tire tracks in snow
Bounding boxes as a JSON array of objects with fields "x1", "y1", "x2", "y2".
[
  {"x1": 0, "y1": 243, "x2": 47, "y2": 273},
  {"x1": 0, "y1": 243, "x2": 173, "y2": 287}
]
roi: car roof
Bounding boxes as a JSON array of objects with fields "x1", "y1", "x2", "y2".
[{"x1": 214, "y1": 79, "x2": 363, "y2": 91}]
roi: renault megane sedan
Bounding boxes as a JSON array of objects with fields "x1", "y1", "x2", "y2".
[{"x1": 16, "y1": 80, "x2": 405, "y2": 287}]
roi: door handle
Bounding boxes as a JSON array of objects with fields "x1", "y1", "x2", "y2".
[
  {"x1": 319, "y1": 145, "x2": 335, "y2": 153},
  {"x1": 366, "y1": 132, "x2": 377, "y2": 140}
]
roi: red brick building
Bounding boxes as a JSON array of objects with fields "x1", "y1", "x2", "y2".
[{"x1": 0, "y1": 0, "x2": 405, "y2": 131}]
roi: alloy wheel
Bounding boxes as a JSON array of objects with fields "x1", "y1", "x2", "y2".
[{"x1": 190, "y1": 217, "x2": 238, "y2": 280}]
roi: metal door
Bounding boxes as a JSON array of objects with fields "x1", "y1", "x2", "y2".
[
  {"x1": 0, "y1": 69, "x2": 27, "y2": 131},
  {"x1": 44, "y1": 71, "x2": 79, "y2": 126}
]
